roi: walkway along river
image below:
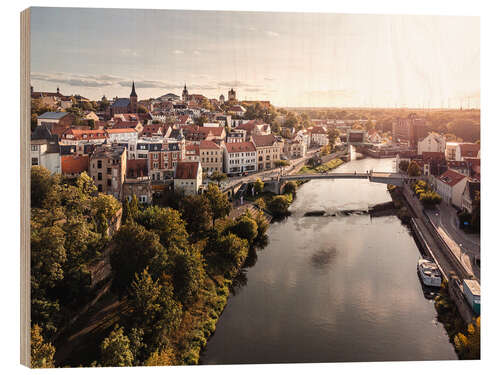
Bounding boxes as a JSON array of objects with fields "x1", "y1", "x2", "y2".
[{"x1": 200, "y1": 157, "x2": 457, "y2": 364}]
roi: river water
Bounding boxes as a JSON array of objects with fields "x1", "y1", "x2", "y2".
[{"x1": 200, "y1": 156, "x2": 457, "y2": 364}]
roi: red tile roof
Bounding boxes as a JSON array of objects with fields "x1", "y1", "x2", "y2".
[
  {"x1": 199, "y1": 140, "x2": 220, "y2": 150},
  {"x1": 438, "y1": 169, "x2": 467, "y2": 187},
  {"x1": 126, "y1": 159, "x2": 148, "y2": 178},
  {"x1": 112, "y1": 121, "x2": 140, "y2": 129},
  {"x1": 252, "y1": 134, "x2": 278, "y2": 147},
  {"x1": 310, "y1": 126, "x2": 328, "y2": 134},
  {"x1": 62, "y1": 128, "x2": 108, "y2": 140},
  {"x1": 106, "y1": 128, "x2": 137, "y2": 134},
  {"x1": 225, "y1": 141, "x2": 256, "y2": 153},
  {"x1": 175, "y1": 161, "x2": 200, "y2": 179},
  {"x1": 459, "y1": 143, "x2": 480, "y2": 158},
  {"x1": 61, "y1": 155, "x2": 89, "y2": 175},
  {"x1": 422, "y1": 152, "x2": 446, "y2": 162}
]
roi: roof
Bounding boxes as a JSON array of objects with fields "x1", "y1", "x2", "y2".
[
  {"x1": 106, "y1": 128, "x2": 137, "y2": 134},
  {"x1": 199, "y1": 140, "x2": 220, "y2": 150},
  {"x1": 91, "y1": 145, "x2": 126, "y2": 160},
  {"x1": 62, "y1": 128, "x2": 108, "y2": 140},
  {"x1": 310, "y1": 126, "x2": 328, "y2": 134},
  {"x1": 422, "y1": 152, "x2": 446, "y2": 162},
  {"x1": 225, "y1": 141, "x2": 256, "y2": 153},
  {"x1": 61, "y1": 155, "x2": 89, "y2": 175},
  {"x1": 111, "y1": 98, "x2": 130, "y2": 108},
  {"x1": 459, "y1": 143, "x2": 480, "y2": 158},
  {"x1": 130, "y1": 81, "x2": 137, "y2": 97},
  {"x1": 252, "y1": 134, "x2": 278, "y2": 147},
  {"x1": 31, "y1": 124, "x2": 57, "y2": 141},
  {"x1": 38, "y1": 111, "x2": 70, "y2": 120},
  {"x1": 438, "y1": 169, "x2": 467, "y2": 187},
  {"x1": 112, "y1": 121, "x2": 140, "y2": 129},
  {"x1": 127, "y1": 159, "x2": 148, "y2": 178},
  {"x1": 175, "y1": 161, "x2": 200, "y2": 179}
]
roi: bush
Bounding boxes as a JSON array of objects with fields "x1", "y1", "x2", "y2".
[{"x1": 267, "y1": 195, "x2": 290, "y2": 218}]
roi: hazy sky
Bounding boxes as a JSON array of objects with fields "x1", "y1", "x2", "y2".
[{"x1": 30, "y1": 7, "x2": 480, "y2": 108}]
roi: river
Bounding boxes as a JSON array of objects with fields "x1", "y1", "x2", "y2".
[{"x1": 200, "y1": 156, "x2": 457, "y2": 364}]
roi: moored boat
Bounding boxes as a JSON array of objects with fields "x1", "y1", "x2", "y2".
[{"x1": 417, "y1": 257, "x2": 442, "y2": 287}]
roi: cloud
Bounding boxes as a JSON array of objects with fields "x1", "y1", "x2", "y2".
[
  {"x1": 266, "y1": 30, "x2": 279, "y2": 38},
  {"x1": 31, "y1": 72, "x2": 122, "y2": 87},
  {"x1": 217, "y1": 80, "x2": 262, "y2": 89},
  {"x1": 120, "y1": 48, "x2": 138, "y2": 57},
  {"x1": 172, "y1": 49, "x2": 184, "y2": 54},
  {"x1": 193, "y1": 50, "x2": 201, "y2": 55},
  {"x1": 263, "y1": 77, "x2": 274, "y2": 81}
]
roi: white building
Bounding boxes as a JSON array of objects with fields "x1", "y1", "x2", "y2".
[
  {"x1": 223, "y1": 142, "x2": 257, "y2": 175},
  {"x1": 174, "y1": 161, "x2": 203, "y2": 195},
  {"x1": 445, "y1": 142, "x2": 480, "y2": 161},
  {"x1": 434, "y1": 169, "x2": 468, "y2": 207},
  {"x1": 309, "y1": 126, "x2": 329, "y2": 146},
  {"x1": 30, "y1": 125, "x2": 61, "y2": 174},
  {"x1": 418, "y1": 133, "x2": 446, "y2": 155},
  {"x1": 106, "y1": 128, "x2": 138, "y2": 144}
]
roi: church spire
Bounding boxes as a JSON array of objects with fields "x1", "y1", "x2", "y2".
[{"x1": 130, "y1": 81, "x2": 137, "y2": 97}]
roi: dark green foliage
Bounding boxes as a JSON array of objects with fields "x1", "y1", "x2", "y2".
[
  {"x1": 204, "y1": 183, "x2": 231, "y2": 226},
  {"x1": 267, "y1": 195, "x2": 290, "y2": 218},
  {"x1": 229, "y1": 215, "x2": 258, "y2": 244},
  {"x1": 283, "y1": 181, "x2": 297, "y2": 195}
]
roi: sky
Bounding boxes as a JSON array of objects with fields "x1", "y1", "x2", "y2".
[{"x1": 30, "y1": 7, "x2": 480, "y2": 108}]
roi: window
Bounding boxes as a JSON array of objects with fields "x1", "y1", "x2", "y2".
[
  {"x1": 31, "y1": 157, "x2": 39, "y2": 166},
  {"x1": 98, "y1": 184, "x2": 102, "y2": 192},
  {"x1": 31, "y1": 145, "x2": 38, "y2": 151},
  {"x1": 107, "y1": 179, "x2": 112, "y2": 187},
  {"x1": 97, "y1": 160, "x2": 102, "y2": 168},
  {"x1": 98, "y1": 173, "x2": 102, "y2": 181},
  {"x1": 107, "y1": 168, "x2": 112, "y2": 174}
]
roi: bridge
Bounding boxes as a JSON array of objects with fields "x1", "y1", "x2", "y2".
[{"x1": 279, "y1": 171, "x2": 406, "y2": 186}]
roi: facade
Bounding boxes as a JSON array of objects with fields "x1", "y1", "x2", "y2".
[
  {"x1": 434, "y1": 169, "x2": 468, "y2": 207},
  {"x1": 417, "y1": 133, "x2": 446, "y2": 155},
  {"x1": 37, "y1": 111, "x2": 74, "y2": 137},
  {"x1": 284, "y1": 139, "x2": 307, "y2": 159},
  {"x1": 227, "y1": 130, "x2": 246, "y2": 143},
  {"x1": 392, "y1": 114, "x2": 429, "y2": 148},
  {"x1": 61, "y1": 155, "x2": 89, "y2": 178},
  {"x1": 347, "y1": 129, "x2": 366, "y2": 144},
  {"x1": 106, "y1": 128, "x2": 138, "y2": 144},
  {"x1": 89, "y1": 145, "x2": 127, "y2": 199},
  {"x1": 123, "y1": 159, "x2": 152, "y2": 204},
  {"x1": 30, "y1": 125, "x2": 61, "y2": 173},
  {"x1": 310, "y1": 126, "x2": 330, "y2": 146},
  {"x1": 199, "y1": 140, "x2": 223, "y2": 174},
  {"x1": 174, "y1": 161, "x2": 203, "y2": 195},
  {"x1": 445, "y1": 142, "x2": 480, "y2": 161},
  {"x1": 252, "y1": 134, "x2": 284, "y2": 170},
  {"x1": 462, "y1": 180, "x2": 480, "y2": 214},
  {"x1": 223, "y1": 141, "x2": 257, "y2": 175},
  {"x1": 60, "y1": 129, "x2": 108, "y2": 146}
]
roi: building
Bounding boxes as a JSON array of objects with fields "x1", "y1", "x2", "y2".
[
  {"x1": 392, "y1": 114, "x2": 429, "y2": 148},
  {"x1": 123, "y1": 159, "x2": 152, "y2": 204},
  {"x1": 417, "y1": 133, "x2": 446, "y2": 155},
  {"x1": 445, "y1": 142, "x2": 480, "y2": 161},
  {"x1": 110, "y1": 82, "x2": 138, "y2": 115},
  {"x1": 89, "y1": 145, "x2": 127, "y2": 198},
  {"x1": 106, "y1": 128, "x2": 138, "y2": 144},
  {"x1": 310, "y1": 126, "x2": 330, "y2": 146},
  {"x1": 284, "y1": 139, "x2": 307, "y2": 159},
  {"x1": 30, "y1": 125, "x2": 61, "y2": 173},
  {"x1": 228, "y1": 105, "x2": 246, "y2": 117},
  {"x1": 223, "y1": 142, "x2": 257, "y2": 175},
  {"x1": 199, "y1": 140, "x2": 223, "y2": 174},
  {"x1": 461, "y1": 180, "x2": 480, "y2": 214},
  {"x1": 228, "y1": 88, "x2": 236, "y2": 101},
  {"x1": 252, "y1": 134, "x2": 284, "y2": 171},
  {"x1": 36, "y1": 111, "x2": 74, "y2": 137},
  {"x1": 219, "y1": 94, "x2": 225, "y2": 104},
  {"x1": 434, "y1": 169, "x2": 468, "y2": 207},
  {"x1": 174, "y1": 161, "x2": 203, "y2": 195},
  {"x1": 60, "y1": 128, "x2": 108, "y2": 146},
  {"x1": 346, "y1": 129, "x2": 366, "y2": 144},
  {"x1": 227, "y1": 130, "x2": 246, "y2": 143},
  {"x1": 61, "y1": 155, "x2": 89, "y2": 178},
  {"x1": 235, "y1": 120, "x2": 270, "y2": 138}
]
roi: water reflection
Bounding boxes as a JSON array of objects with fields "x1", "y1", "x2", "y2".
[{"x1": 309, "y1": 246, "x2": 337, "y2": 270}]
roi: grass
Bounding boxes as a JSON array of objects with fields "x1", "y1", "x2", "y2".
[{"x1": 298, "y1": 158, "x2": 343, "y2": 175}]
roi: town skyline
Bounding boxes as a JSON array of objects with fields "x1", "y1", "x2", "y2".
[{"x1": 31, "y1": 7, "x2": 479, "y2": 108}]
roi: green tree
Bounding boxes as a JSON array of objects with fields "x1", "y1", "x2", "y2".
[
  {"x1": 253, "y1": 178, "x2": 264, "y2": 195},
  {"x1": 180, "y1": 195, "x2": 212, "y2": 237},
  {"x1": 31, "y1": 166, "x2": 59, "y2": 208},
  {"x1": 283, "y1": 181, "x2": 297, "y2": 195},
  {"x1": 100, "y1": 325, "x2": 134, "y2": 367},
  {"x1": 169, "y1": 246, "x2": 206, "y2": 305},
  {"x1": 110, "y1": 222, "x2": 169, "y2": 292},
  {"x1": 407, "y1": 161, "x2": 422, "y2": 177},
  {"x1": 267, "y1": 195, "x2": 290, "y2": 218},
  {"x1": 230, "y1": 215, "x2": 258, "y2": 244},
  {"x1": 210, "y1": 171, "x2": 227, "y2": 187},
  {"x1": 454, "y1": 317, "x2": 480, "y2": 359},
  {"x1": 206, "y1": 233, "x2": 249, "y2": 276},
  {"x1": 205, "y1": 183, "x2": 231, "y2": 227},
  {"x1": 31, "y1": 324, "x2": 56, "y2": 368},
  {"x1": 398, "y1": 160, "x2": 410, "y2": 173},
  {"x1": 129, "y1": 269, "x2": 182, "y2": 349},
  {"x1": 274, "y1": 160, "x2": 290, "y2": 168}
]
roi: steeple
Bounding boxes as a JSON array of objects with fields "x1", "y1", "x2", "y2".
[{"x1": 130, "y1": 81, "x2": 137, "y2": 97}]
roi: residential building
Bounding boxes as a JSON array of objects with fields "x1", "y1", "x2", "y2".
[
  {"x1": 199, "y1": 140, "x2": 223, "y2": 174},
  {"x1": 392, "y1": 114, "x2": 429, "y2": 148},
  {"x1": 61, "y1": 155, "x2": 89, "y2": 178},
  {"x1": 36, "y1": 111, "x2": 74, "y2": 137},
  {"x1": 284, "y1": 139, "x2": 307, "y2": 159},
  {"x1": 462, "y1": 180, "x2": 480, "y2": 214},
  {"x1": 417, "y1": 133, "x2": 446, "y2": 155},
  {"x1": 89, "y1": 145, "x2": 127, "y2": 199},
  {"x1": 445, "y1": 142, "x2": 480, "y2": 161},
  {"x1": 30, "y1": 124, "x2": 61, "y2": 173},
  {"x1": 106, "y1": 128, "x2": 138, "y2": 144},
  {"x1": 174, "y1": 161, "x2": 203, "y2": 195},
  {"x1": 226, "y1": 130, "x2": 246, "y2": 143},
  {"x1": 434, "y1": 169, "x2": 468, "y2": 207},
  {"x1": 252, "y1": 134, "x2": 284, "y2": 170},
  {"x1": 223, "y1": 142, "x2": 257, "y2": 175},
  {"x1": 123, "y1": 159, "x2": 152, "y2": 204},
  {"x1": 60, "y1": 128, "x2": 108, "y2": 146}
]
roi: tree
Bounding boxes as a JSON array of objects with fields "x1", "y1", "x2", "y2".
[
  {"x1": 206, "y1": 233, "x2": 249, "y2": 276},
  {"x1": 274, "y1": 160, "x2": 290, "y2": 168},
  {"x1": 267, "y1": 195, "x2": 290, "y2": 217},
  {"x1": 100, "y1": 325, "x2": 134, "y2": 367},
  {"x1": 253, "y1": 211, "x2": 269, "y2": 242},
  {"x1": 398, "y1": 160, "x2": 410, "y2": 173},
  {"x1": 253, "y1": 178, "x2": 264, "y2": 195},
  {"x1": 136, "y1": 206, "x2": 189, "y2": 250},
  {"x1": 110, "y1": 222, "x2": 169, "y2": 292},
  {"x1": 31, "y1": 166, "x2": 58, "y2": 208},
  {"x1": 179, "y1": 195, "x2": 212, "y2": 237},
  {"x1": 31, "y1": 325, "x2": 56, "y2": 368},
  {"x1": 283, "y1": 181, "x2": 297, "y2": 195},
  {"x1": 169, "y1": 246, "x2": 206, "y2": 305},
  {"x1": 230, "y1": 215, "x2": 258, "y2": 244},
  {"x1": 210, "y1": 171, "x2": 227, "y2": 187},
  {"x1": 407, "y1": 161, "x2": 422, "y2": 177},
  {"x1": 204, "y1": 183, "x2": 231, "y2": 227},
  {"x1": 454, "y1": 317, "x2": 480, "y2": 359},
  {"x1": 129, "y1": 269, "x2": 182, "y2": 348}
]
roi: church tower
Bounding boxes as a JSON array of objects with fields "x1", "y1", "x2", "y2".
[
  {"x1": 130, "y1": 81, "x2": 138, "y2": 113},
  {"x1": 182, "y1": 83, "x2": 189, "y2": 102},
  {"x1": 228, "y1": 88, "x2": 236, "y2": 101}
]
